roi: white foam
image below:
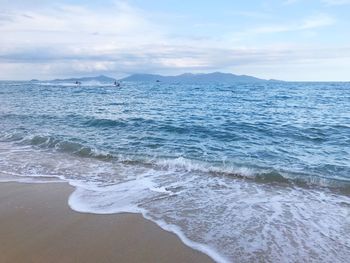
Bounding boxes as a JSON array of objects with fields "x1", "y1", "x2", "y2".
[
  {"x1": 68, "y1": 178, "x2": 151, "y2": 214},
  {"x1": 1, "y1": 141, "x2": 350, "y2": 263},
  {"x1": 143, "y1": 215, "x2": 230, "y2": 263},
  {"x1": 66, "y1": 175, "x2": 229, "y2": 262},
  {"x1": 67, "y1": 178, "x2": 229, "y2": 263},
  {"x1": 154, "y1": 156, "x2": 258, "y2": 177}
]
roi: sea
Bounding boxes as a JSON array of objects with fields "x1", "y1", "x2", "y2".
[{"x1": 0, "y1": 80, "x2": 349, "y2": 263}]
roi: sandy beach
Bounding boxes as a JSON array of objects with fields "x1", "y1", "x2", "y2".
[{"x1": 0, "y1": 182, "x2": 213, "y2": 263}]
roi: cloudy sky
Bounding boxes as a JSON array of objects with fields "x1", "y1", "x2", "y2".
[{"x1": 0, "y1": 0, "x2": 349, "y2": 81}]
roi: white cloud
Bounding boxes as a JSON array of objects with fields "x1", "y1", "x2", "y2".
[
  {"x1": 0, "y1": 1, "x2": 349, "y2": 81},
  {"x1": 250, "y1": 13, "x2": 335, "y2": 34}
]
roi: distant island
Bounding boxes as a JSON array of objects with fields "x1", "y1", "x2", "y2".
[
  {"x1": 52, "y1": 75, "x2": 116, "y2": 82},
  {"x1": 45, "y1": 72, "x2": 281, "y2": 84},
  {"x1": 120, "y1": 72, "x2": 279, "y2": 83}
]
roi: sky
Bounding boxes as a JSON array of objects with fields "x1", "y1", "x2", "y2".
[{"x1": 0, "y1": 0, "x2": 349, "y2": 81}]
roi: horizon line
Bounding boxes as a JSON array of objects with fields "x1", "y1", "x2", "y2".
[{"x1": 0, "y1": 72, "x2": 349, "y2": 83}]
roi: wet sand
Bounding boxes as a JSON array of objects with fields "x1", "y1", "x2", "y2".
[{"x1": 0, "y1": 182, "x2": 213, "y2": 263}]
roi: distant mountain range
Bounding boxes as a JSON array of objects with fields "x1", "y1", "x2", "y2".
[
  {"x1": 52, "y1": 75, "x2": 116, "y2": 82},
  {"x1": 47, "y1": 72, "x2": 280, "y2": 83},
  {"x1": 120, "y1": 72, "x2": 279, "y2": 83}
]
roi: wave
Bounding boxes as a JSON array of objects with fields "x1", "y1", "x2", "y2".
[
  {"x1": 84, "y1": 118, "x2": 128, "y2": 128},
  {"x1": 153, "y1": 157, "x2": 350, "y2": 192},
  {"x1": 0, "y1": 113, "x2": 157, "y2": 131},
  {"x1": 1, "y1": 132, "x2": 350, "y2": 193},
  {"x1": 2, "y1": 113, "x2": 349, "y2": 151}
]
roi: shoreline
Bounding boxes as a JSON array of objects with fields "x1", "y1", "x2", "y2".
[{"x1": 0, "y1": 182, "x2": 213, "y2": 263}]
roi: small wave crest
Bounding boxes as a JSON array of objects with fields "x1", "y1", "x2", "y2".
[
  {"x1": 28, "y1": 135, "x2": 95, "y2": 156},
  {"x1": 84, "y1": 118, "x2": 127, "y2": 128},
  {"x1": 2, "y1": 132, "x2": 350, "y2": 192},
  {"x1": 151, "y1": 156, "x2": 350, "y2": 191},
  {"x1": 0, "y1": 133, "x2": 111, "y2": 159}
]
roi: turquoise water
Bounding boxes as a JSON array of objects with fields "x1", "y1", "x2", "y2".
[{"x1": 1, "y1": 81, "x2": 350, "y2": 262}]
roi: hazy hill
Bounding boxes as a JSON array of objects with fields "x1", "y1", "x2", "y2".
[{"x1": 120, "y1": 72, "x2": 273, "y2": 83}]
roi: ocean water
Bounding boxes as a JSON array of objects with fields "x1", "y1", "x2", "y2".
[{"x1": 0, "y1": 80, "x2": 350, "y2": 262}]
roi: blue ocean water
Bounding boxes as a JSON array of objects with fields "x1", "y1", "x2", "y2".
[{"x1": 1, "y1": 80, "x2": 350, "y2": 262}]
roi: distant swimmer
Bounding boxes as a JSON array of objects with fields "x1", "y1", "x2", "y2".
[
  {"x1": 75, "y1": 81, "x2": 81, "y2": 86},
  {"x1": 156, "y1": 80, "x2": 161, "y2": 83},
  {"x1": 114, "y1": 81, "x2": 120, "y2": 87}
]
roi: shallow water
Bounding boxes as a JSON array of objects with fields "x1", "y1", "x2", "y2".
[{"x1": 1, "y1": 81, "x2": 350, "y2": 262}]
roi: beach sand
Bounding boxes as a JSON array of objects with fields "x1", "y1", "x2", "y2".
[{"x1": 0, "y1": 182, "x2": 213, "y2": 263}]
